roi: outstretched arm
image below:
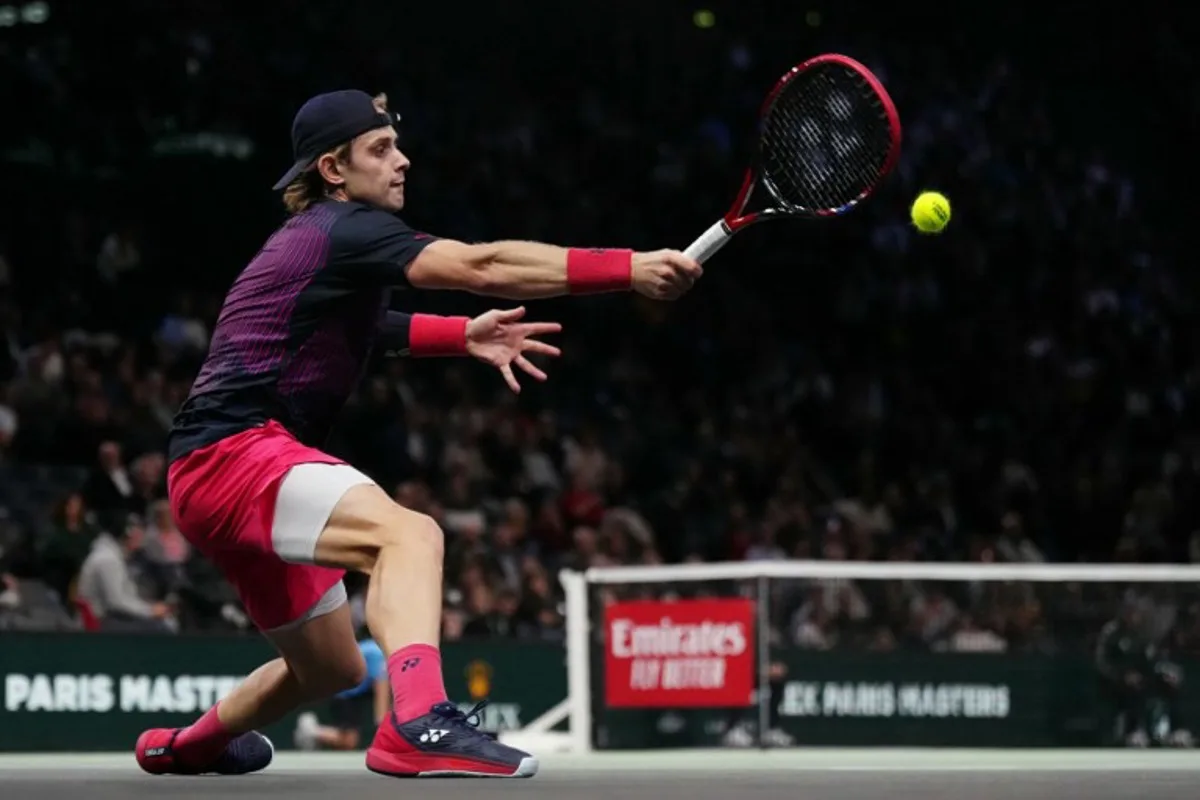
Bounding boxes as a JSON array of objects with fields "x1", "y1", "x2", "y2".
[
  {"x1": 327, "y1": 206, "x2": 703, "y2": 301},
  {"x1": 379, "y1": 307, "x2": 561, "y2": 392},
  {"x1": 406, "y1": 240, "x2": 703, "y2": 301}
]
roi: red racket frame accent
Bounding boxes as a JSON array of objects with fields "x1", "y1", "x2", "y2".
[{"x1": 724, "y1": 53, "x2": 903, "y2": 230}]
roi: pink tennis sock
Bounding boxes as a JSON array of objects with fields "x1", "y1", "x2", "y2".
[
  {"x1": 173, "y1": 703, "x2": 236, "y2": 766},
  {"x1": 388, "y1": 643, "x2": 449, "y2": 721}
]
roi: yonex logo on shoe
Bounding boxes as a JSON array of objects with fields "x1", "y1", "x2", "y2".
[
  {"x1": 419, "y1": 729, "x2": 448, "y2": 744},
  {"x1": 400, "y1": 657, "x2": 421, "y2": 672}
]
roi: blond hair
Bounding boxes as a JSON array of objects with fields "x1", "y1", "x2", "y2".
[{"x1": 281, "y1": 93, "x2": 391, "y2": 215}]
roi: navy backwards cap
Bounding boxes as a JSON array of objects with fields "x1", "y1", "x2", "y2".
[{"x1": 272, "y1": 89, "x2": 400, "y2": 191}]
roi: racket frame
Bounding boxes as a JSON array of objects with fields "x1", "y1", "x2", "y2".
[{"x1": 684, "y1": 53, "x2": 902, "y2": 264}]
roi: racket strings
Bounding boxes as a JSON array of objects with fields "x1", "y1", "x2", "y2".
[{"x1": 760, "y1": 66, "x2": 894, "y2": 211}]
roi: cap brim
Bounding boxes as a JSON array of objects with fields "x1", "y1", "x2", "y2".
[{"x1": 272, "y1": 158, "x2": 313, "y2": 191}]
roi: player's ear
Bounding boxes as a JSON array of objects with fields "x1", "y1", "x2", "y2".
[{"x1": 316, "y1": 151, "x2": 345, "y2": 187}]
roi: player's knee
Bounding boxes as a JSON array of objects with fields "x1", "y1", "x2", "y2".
[
  {"x1": 325, "y1": 662, "x2": 367, "y2": 698},
  {"x1": 319, "y1": 484, "x2": 445, "y2": 573},
  {"x1": 297, "y1": 649, "x2": 367, "y2": 699},
  {"x1": 399, "y1": 512, "x2": 444, "y2": 561},
  {"x1": 360, "y1": 511, "x2": 444, "y2": 573}
]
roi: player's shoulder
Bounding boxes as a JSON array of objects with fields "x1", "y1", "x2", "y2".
[
  {"x1": 330, "y1": 199, "x2": 409, "y2": 225},
  {"x1": 334, "y1": 199, "x2": 395, "y2": 219},
  {"x1": 327, "y1": 200, "x2": 419, "y2": 243}
]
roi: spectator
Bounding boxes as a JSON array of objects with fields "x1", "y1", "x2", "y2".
[
  {"x1": 34, "y1": 491, "x2": 98, "y2": 603},
  {"x1": 941, "y1": 614, "x2": 1008, "y2": 653},
  {"x1": 84, "y1": 441, "x2": 137, "y2": 514},
  {"x1": 0, "y1": 387, "x2": 16, "y2": 461},
  {"x1": 0, "y1": 570, "x2": 80, "y2": 632},
  {"x1": 75, "y1": 513, "x2": 175, "y2": 632}
]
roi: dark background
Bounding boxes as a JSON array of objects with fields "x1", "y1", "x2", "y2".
[{"x1": 1, "y1": 2, "x2": 1198, "y2": 715}]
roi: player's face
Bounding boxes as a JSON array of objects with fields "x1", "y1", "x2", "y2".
[{"x1": 344, "y1": 128, "x2": 410, "y2": 212}]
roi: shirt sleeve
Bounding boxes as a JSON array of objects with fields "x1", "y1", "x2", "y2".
[
  {"x1": 326, "y1": 204, "x2": 438, "y2": 286},
  {"x1": 377, "y1": 311, "x2": 413, "y2": 357}
]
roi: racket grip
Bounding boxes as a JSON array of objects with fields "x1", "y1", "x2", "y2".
[{"x1": 683, "y1": 220, "x2": 733, "y2": 265}]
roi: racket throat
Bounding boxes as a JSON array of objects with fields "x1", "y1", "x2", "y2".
[{"x1": 683, "y1": 220, "x2": 734, "y2": 265}]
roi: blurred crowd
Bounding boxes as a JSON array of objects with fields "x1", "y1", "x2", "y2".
[{"x1": 1, "y1": 2, "x2": 1198, "y2": 658}]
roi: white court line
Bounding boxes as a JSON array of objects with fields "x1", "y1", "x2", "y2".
[{"x1": 2, "y1": 749, "x2": 1200, "y2": 773}]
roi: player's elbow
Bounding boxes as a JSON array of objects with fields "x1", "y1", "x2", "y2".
[
  {"x1": 462, "y1": 254, "x2": 509, "y2": 296},
  {"x1": 407, "y1": 240, "x2": 504, "y2": 295}
]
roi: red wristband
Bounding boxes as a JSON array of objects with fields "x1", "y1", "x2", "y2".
[
  {"x1": 409, "y1": 314, "x2": 469, "y2": 357},
  {"x1": 567, "y1": 248, "x2": 633, "y2": 295}
]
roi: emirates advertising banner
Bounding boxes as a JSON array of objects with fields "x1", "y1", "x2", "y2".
[{"x1": 604, "y1": 598, "x2": 756, "y2": 708}]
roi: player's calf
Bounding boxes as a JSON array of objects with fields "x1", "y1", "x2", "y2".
[
  {"x1": 310, "y1": 483, "x2": 536, "y2": 777},
  {"x1": 311, "y1": 485, "x2": 449, "y2": 716},
  {"x1": 136, "y1": 602, "x2": 367, "y2": 777}
]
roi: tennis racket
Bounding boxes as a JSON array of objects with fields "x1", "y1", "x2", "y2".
[{"x1": 684, "y1": 53, "x2": 902, "y2": 264}]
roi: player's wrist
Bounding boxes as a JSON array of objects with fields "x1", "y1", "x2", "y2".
[
  {"x1": 566, "y1": 248, "x2": 632, "y2": 295},
  {"x1": 409, "y1": 314, "x2": 469, "y2": 357}
]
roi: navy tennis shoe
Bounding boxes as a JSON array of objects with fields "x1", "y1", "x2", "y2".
[
  {"x1": 135, "y1": 727, "x2": 274, "y2": 775},
  {"x1": 366, "y1": 701, "x2": 538, "y2": 778}
]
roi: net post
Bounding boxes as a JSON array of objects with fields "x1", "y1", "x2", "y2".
[
  {"x1": 560, "y1": 569, "x2": 593, "y2": 754},
  {"x1": 756, "y1": 573, "x2": 770, "y2": 749}
]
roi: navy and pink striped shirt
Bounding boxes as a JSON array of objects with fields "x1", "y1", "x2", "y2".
[{"x1": 168, "y1": 199, "x2": 435, "y2": 463}]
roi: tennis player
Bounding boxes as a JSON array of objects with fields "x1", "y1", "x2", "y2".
[{"x1": 134, "y1": 89, "x2": 702, "y2": 779}]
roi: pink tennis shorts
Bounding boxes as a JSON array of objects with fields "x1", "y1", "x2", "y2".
[{"x1": 167, "y1": 420, "x2": 365, "y2": 631}]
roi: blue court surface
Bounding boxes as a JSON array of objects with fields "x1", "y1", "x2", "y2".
[{"x1": 1, "y1": 749, "x2": 1198, "y2": 799}]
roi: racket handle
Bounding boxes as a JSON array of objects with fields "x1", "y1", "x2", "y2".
[{"x1": 683, "y1": 220, "x2": 733, "y2": 265}]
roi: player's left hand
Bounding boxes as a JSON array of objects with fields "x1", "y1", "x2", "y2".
[{"x1": 465, "y1": 306, "x2": 562, "y2": 393}]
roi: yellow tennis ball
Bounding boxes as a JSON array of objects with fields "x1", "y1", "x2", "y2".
[{"x1": 911, "y1": 191, "x2": 951, "y2": 234}]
